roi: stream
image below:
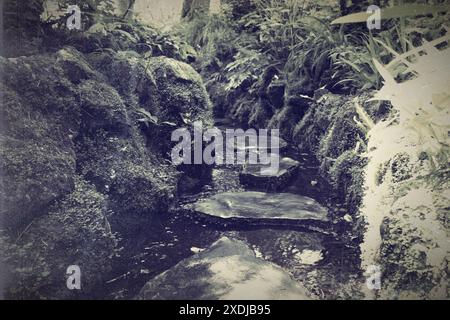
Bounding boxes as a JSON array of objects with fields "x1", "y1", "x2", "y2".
[{"x1": 103, "y1": 117, "x2": 364, "y2": 300}]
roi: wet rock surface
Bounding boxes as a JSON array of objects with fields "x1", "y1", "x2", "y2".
[
  {"x1": 192, "y1": 191, "x2": 329, "y2": 232},
  {"x1": 194, "y1": 191, "x2": 328, "y2": 221},
  {"x1": 137, "y1": 236, "x2": 310, "y2": 300},
  {"x1": 239, "y1": 157, "x2": 300, "y2": 192}
]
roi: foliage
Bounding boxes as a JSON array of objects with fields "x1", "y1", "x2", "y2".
[
  {"x1": 54, "y1": 0, "x2": 116, "y2": 17},
  {"x1": 180, "y1": 0, "x2": 450, "y2": 101},
  {"x1": 1, "y1": 0, "x2": 46, "y2": 56},
  {"x1": 223, "y1": 47, "x2": 270, "y2": 92},
  {"x1": 331, "y1": 3, "x2": 450, "y2": 25},
  {"x1": 240, "y1": 0, "x2": 307, "y2": 63},
  {"x1": 371, "y1": 27, "x2": 450, "y2": 164},
  {"x1": 177, "y1": 5, "x2": 238, "y2": 70},
  {"x1": 47, "y1": 0, "x2": 117, "y2": 29},
  {"x1": 329, "y1": 25, "x2": 415, "y2": 91}
]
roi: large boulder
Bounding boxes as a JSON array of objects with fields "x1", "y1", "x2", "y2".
[
  {"x1": 137, "y1": 237, "x2": 310, "y2": 300},
  {"x1": 75, "y1": 129, "x2": 178, "y2": 226},
  {"x1": 0, "y1": 177, "x2": 117, "y2": 299},
  {"x1": 0, "y1": 17, "x2": 214, "y2": 299},
  {"x1": 148, "y1": 56, "x2": 212, "y2": 125},
  {"x1": 0, "y1": 135, "x2": 76, "y2": 230},
  {"x1": 0, "y1": 49, "x2": 90, "y2": 230}
]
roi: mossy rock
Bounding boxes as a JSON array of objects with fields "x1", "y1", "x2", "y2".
[
  {"x1": 268, "y1": 105, "x2": 305, "y2": 141},
  {"x1": 292, "y1": 93, "x2": 346, "y2": 153},
  {"x1": 75, "y1": 130, "x2": 178, "y2": 221},
  {"x1": 78, "y1": 80, "x2": 131, "y2": 136},
  {"x1": 0, "y1": 51, "x2": 90, "y2": 230},
  {"x1": 0, "y1": 177, "x2": 118, "y2": 299},
  {"x1": 89, "y1": 50, "x2": 158, "y2": 111},
  {"x1": 148, "y1": 56, "x2": 212, "y2": 125}
]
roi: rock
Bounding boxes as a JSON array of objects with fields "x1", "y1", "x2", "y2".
[
  {"x1": 0, "y1": 178, "x2": 117, "y2": 299},
  {"x1": 89, "y1": 50, "x2": 157, "y2": 111},
  {"x1": 137, "y1": 237, "x2": 310, "y2": 300},
  {"x1": 0, "y1": 50, "x2": 88, "y2": 230},
  {"x1": 223, "y1": 130, "x2": 288, "y2": 154},
  {"x1": 292, "y1": 93, "x2": 369, "y2": 215},
  {"x1": 75, "y1": 130, "x2": 178, "y2": 224},
  {"x1": 148, "y1": 56, "x2": 212, "y2": 125},
  {"x1": 56, "y1": 47, "x2": 98, "y2": 84},
  {"x1": 0, "y1": 136, "x2": 76, "y2": 230},
  {"x1": 239, "y1": 157, "x2": 300, "y2": 192},
  {"x1": 193, "y1": 191, "x2": 329, "y2": 231},
  {"x1": 78, "y1": 80, "x2": 131, "y2": 135},
  {"x1": 0, "y1": 16, "x2": 214, "y2": 299}
]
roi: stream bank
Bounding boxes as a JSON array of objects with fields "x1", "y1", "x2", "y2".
[{"x1": 0, "y1": 16, "x2": 366, "y2": 298}]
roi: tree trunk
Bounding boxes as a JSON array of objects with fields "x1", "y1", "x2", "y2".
[
  {"x1": 181, "y1": 0, "x2": 211, "y2": 20},
  {"x1": 122, "y1": 0, "x2": 136, "y2": 20}
]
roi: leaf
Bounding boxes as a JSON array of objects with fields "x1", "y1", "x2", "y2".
[
  {"x1": 331, "y1": 4, "x2": 450, "y2": 25},
  {"x1": 161, "y1": 121, "x2": 177, "y2": 127},
  {"x1": 136, "y1": 108, "x2": 158, "y2": 124}
]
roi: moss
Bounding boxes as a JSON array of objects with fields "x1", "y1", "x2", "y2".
[
  {"x1": 90, "y1": 50, "x2": 157, "y2": 111},
  {"x1": 268, "y1": 105, "x2": 303, "y2": 141},
  {"x1": 292, "y1": 94, "x2": 345, "y2": 152},
  {"x1": 78, "y1": 80, "x2": 131, "y2": 136},
  {"x1": 0, "y1": 177, "x2": 118, "y2": 299},
  {"x1": 56, "y1": 47, "x2": 99, "y2": 85},
  {"x1": 0, "y1": 136, "x2": 76, "y2": 231},
  {"x1": 0, "y1": 48, "x2": 109, "y2": 231},
  {"x1": 148, "y1": 56, "x2": 212, "y2": 125},
  {"x1": 0, "y1": 19, "x2": 215, "y2": 299},
  {"x1": 328, "y1": 150, "x2": 367, "y2": 215},
  {"x1": 75, "y1": 129, "x2": 178, "y2": 220}
]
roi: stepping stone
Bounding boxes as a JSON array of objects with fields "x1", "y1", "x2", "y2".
[
  {"x1": 239, "y1": 157, "x2": 300, "y2": 192},
  {"x1": 136, "y1": 237, "x2": 310, "y2": 300},
  {"x1": 222, "y1": 130, "x2": 288, "y2": 153},
  {"x1": 192, "y1": 191, "x2": 329, "y2": 232}
]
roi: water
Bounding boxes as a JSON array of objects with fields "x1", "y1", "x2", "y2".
[{"x1": 102, "y1": 119, "x2": 364, "y2": 300}]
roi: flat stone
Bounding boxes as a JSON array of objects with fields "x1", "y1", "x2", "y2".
[
  {"x1": 193, "y1": 191, "x2": 329, "y2": 231},
  {"x1": 136, "y1": 237, "x2": 310, "y2": 300},
  {"x1": 222, "y1": 131, "x2": 288, "y2": 153},
  {"x1": 240, "y1": 157, "x2": 299, "y2": 191}
]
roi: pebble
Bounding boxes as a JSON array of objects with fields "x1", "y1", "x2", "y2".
[{"x1": 343, "y1": 214, "x2": 353, "y2": 222}]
